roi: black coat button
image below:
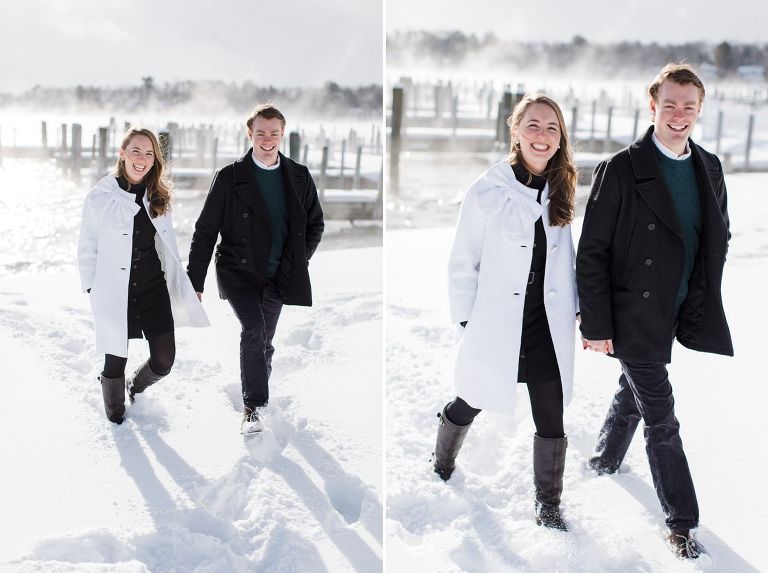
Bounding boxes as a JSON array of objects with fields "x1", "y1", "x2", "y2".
[
  {"x1": 648, "y1": 223, "x2": 655, "y2": 230},
  {"x1": 642, "y1": 291, "x2": 650, "y2": 298},
  {"x1": 645, "y1": 258, "x2": 653, "y2": 266},
  {"x1": 243, "y1": 212, "x2": 249, "y2": 218},
  {"x1": 241, "y1": 237, "x2": 247, "y2": 242},
  {"x1": 241, "y1": 258, "x2": 247, "y2": 264}
]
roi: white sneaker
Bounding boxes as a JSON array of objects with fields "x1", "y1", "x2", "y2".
[{"x1": 241, "y1": 407, "x2": 264, "y2": 435}]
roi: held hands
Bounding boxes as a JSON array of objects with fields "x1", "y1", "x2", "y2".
[
  {"x1": 583, "y1": 338, "x2": 614, "y2": 354},
  {"x1": 577, "y1": 313, "x2": 614, "y2": 354}
]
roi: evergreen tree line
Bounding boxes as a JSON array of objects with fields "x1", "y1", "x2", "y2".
[
  {"x1": 388, "y1": 31, "x2": 768, "y2": 78},
  {"x1": 0, "y1": 79, "x2": 383, "y2": 116}
]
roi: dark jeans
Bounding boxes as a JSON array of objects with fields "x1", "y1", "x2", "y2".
[
  {"x1": 103, "y1": 330, "x2": 176, "y2": 378},
  {"x1": 592, "y1": 360, "x2": 698, "y2": 531},
  {"x1": 445, "y1": 380, "x2": 565, "y2": 438},
  {"x1": 228, "y1": 280, "x2": 283, "y2": 409}
]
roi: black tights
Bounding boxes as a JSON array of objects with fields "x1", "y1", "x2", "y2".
[
  {"x1": 102, "y1": 331, "x2": 176, "y2": 378},
  {"x1": 445, "y1": 380, "x2": 565, "y2": 438}
]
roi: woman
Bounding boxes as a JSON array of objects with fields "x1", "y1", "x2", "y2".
[
  {"x1": 78, "y1": 128, "x2": 209, "y2": 424},
  {"x1": 433, "y1": 94, "x2": 579, "y2": 531}
]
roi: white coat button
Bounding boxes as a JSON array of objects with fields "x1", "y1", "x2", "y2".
[{"x1": 547, "y1": 290, "x2": 556, "y2": 298}]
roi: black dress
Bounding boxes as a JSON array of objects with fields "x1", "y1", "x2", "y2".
[
  {"x1": 117, "y1": 176, "x2": 174, "y2": 340},
  {"x1": 511, "y1": 164, "x2": 561, "y2": 385}
]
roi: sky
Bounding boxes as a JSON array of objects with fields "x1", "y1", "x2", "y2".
[
  {"x1": 387, "y1": 0, "x2": 768, "y2": 45},
  {"x1": 0, "y1": 0, "x2": 383, "y2": 94}
]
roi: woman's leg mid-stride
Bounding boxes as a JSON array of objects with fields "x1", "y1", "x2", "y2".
[
  {"x1": 127, "y1": 331, "x2": 176, "y2": 403},
  {"x1": 100, "y1": 354, "x2": 128, "y2": 424},
  {"x1": 433, "y1": 396, "x2": 480, "y2": 481},
  {"x1": 528, "y1": 380, "x2": 568, "y2": 531}
]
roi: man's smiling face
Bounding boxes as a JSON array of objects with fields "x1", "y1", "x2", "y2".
[
  {"x1": 249, "y1": 116, "x2": 284, "y2": 166},
  {"x1": 650, "y1": 80, "x2": 702, "y2": 156}
]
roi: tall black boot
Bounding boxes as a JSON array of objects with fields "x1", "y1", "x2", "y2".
[
  {"x1": 126, "y1": 360, "x2": 167, "y2": 403},
  {"x1": 432, "y1": 404, "x2": 473, "y2": 481},
  {"x1": 100, "y1": 374, "x2": 125, "y2": 424},
  {"x1": 533, "y1": 434, "x2": 568, "y2": 531}
]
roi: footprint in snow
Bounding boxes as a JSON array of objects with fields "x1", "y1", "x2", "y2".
[{"x1": 284, "y1": 328, "x2": 322, "y2": 350}]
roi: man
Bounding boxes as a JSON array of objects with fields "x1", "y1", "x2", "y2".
[
  {"x1": 188, "y1": 103, "x2": 324, "y2": 434},
  {"x1": 576, "y1": 63, "x2": 732, "y2": 561}
]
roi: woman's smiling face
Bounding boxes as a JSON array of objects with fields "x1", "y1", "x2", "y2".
[
  {"x1": 120, "y1": 134, "x2": 155, "y2": 184},
  {"x1": 514, "y1": 102, "x2": 561, "y2": 175}
]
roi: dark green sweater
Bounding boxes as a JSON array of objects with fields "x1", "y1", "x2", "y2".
[
  {"x1": 655, "y1": 149, "x2": 702, "y2": 310},
  {"x1": 252, "y1": 162, "x2": 288, "y2": 278}
]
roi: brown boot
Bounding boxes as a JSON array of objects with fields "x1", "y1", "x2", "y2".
[
  {"x1": 126, "y1": 360, "x2": 167, "y2": 403},
  {"x1": 533, "y1": 434, "x2": 568, "y2": 531},
  {"x1": 432, "y1": 404, "x2": 472, "y2": 481},
  {"x1": 100, "y1": 374, "x2": 125, "y2": 424},
  {"x1": 668, "y1": 529, "x2": 709, "y2": 560}
]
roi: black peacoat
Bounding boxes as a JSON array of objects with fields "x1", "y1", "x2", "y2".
[
  {"x1": 187, "y1": 150, "x2": 324, "y2": 306},
  {"x1": 576, "y1": 126, "x2": 733, "y2": 363}
]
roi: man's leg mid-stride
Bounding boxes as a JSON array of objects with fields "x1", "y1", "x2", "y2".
[
  {"x1": 620, "y1": 360, "x2": 699, "y2": 531},
  {"x1": 589, "y1": 372, "x2": 642, "y2": 474}
]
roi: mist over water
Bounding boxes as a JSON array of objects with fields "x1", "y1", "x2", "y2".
[{"x1": 386, "y1": 51, "x2": 768, "y2": 229}]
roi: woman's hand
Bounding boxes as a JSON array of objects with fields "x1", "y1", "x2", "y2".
[{"x1": 584, "y1": 339, "x2": 614, "y2": 354}]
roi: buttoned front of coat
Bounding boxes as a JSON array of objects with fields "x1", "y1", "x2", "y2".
[
  {"x1": 187, "y1": 151, "x2": 324, "y2": 305},
  {"x1": 78, "y1": 176, "x2": 209, "y2": 357},
  {"x1": 448, "y1": 161, "x2": 579, "y2": 414},
  {"x1": 576, "y1": 126, "x2": 733, "y2": 362}
]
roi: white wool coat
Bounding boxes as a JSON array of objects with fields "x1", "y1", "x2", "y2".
[
  {"x1": 78, "y1": 175, "x2": 210, "y2": 358},
  {"x1": 448, "y1": 161, "x2": 578, "y2": 414}
]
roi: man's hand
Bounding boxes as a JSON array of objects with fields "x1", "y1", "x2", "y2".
[
  {"x1": 584, "y1": 339, "x2": 614, "y2": 354},
  {"x1": 196, "y1": 292, "x2": 203, "y2": 302}
]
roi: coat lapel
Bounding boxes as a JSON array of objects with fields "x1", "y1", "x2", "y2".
[
  {"x1": 233, "y1": 150, "x2": 271, "y2": 222},
  {"x1": 690, "y1": 141, "x2": 730, "y2": 251},
  {"x1": 280, "y1": 155, "x2": 305, "y2": 232},
  {"x1": 629, "y1": 127, "x2": 683, "y2": 240}
]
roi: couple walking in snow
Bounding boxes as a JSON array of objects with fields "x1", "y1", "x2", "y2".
[
  {"x1": 433, "y1": 63, "x2": 732, "y2": 562},
  {"x1": 78, "y1": 103, "x2": 324, "y2": 435}
]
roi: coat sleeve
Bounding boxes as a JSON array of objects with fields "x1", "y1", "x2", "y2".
[
  {"x1": 303, "y1": 166, "x2": 324, "y2": 260},
  {"x1": 448, "y1": 188, "x2": 485, "y2": 324},
  {"x1": 187, "y1": 169, "x2": 226, "y2": 293},
  {"x1": 576, "y1": 159, "x2": 622, "y2": 340},
  {"x1": 77, "y1": 193, "x2": 99, "y2": 293}
]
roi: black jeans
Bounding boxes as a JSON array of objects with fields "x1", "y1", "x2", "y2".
[
  {"x1": 228, "y1": 280, "x2": 283, "y2": 409},
  {"x1": 445, "y1": 380, "x2": 565, "y2": 438},
  {"x1": 592, "y1": 360, "x2": 698, "y2": 531}
]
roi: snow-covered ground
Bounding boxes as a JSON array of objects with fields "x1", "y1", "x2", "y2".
[
  {"x1": 0, "y1": 161, "x2": 383, "y2": 572},
  {"x1": 385, "y1": 173, "x2": 768, "y2": 572}
]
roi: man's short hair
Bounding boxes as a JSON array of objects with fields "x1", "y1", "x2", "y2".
[
  {"x1": 648, "y1": 63, "x2": 706, "y2": 103},
  {"x1": 246, "y1": 103, "x2": 286, "y2": 130}
]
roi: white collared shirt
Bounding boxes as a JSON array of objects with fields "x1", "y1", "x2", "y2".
[
  {"x1": 251, "y1": 153, "x2": 281, "y2": 170},
  {"x1": 652, "y1": 132, "x2": 691, "y2": 160}
]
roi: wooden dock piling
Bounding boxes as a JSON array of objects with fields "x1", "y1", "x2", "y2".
[
  {"x1": 289, "y1": 131, "x2": 300, "y2": 162},
  {"x1": 390, "y1": 85, "x2": 404, "y2": 195}
]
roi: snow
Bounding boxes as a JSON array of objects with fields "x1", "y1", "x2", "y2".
[
  {"x1": 385, "y1": 173, "x2": 768, "y2": 572},
  {"x1": 0, "y1": 161, "x2": 382, "y2": 571}
]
